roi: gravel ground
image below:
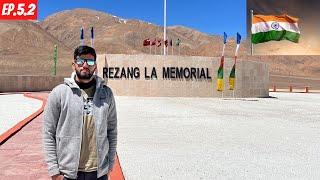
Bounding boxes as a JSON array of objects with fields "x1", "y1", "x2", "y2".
[{"x1": 116, "y1": 92, "x2": 320, "y2": 180}]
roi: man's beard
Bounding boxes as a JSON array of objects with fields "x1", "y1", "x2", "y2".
[{"x1": 75, "y1": 69, "x2": 94, "y2": 80}]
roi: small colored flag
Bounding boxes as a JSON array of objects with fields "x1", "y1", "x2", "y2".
[
  {"x1": 80, "y1": 27, "x2": 84, "y2": 40},
  {"x1": 236, "y1": 32, "x2": 241, "y2": 45},
  {"x1": 176, "y1": 38, "x2": 181, "y2": 46},
  {"x1": 80, "y1": 27, "x2": 84, "y2": 45},
  {"x1": 229, "y1": 32, "x2": 241, "y2": 90},
  {"x1": 90, "y1": 27, "x2": 94, "y2": 39},
  {"x1": 217, "y1": 32, "x2": 227, "y2": 91},
  {"x1": 229, "y1": 63, "x2": 236, "y2": 90},
  {"x1": 164, "y1": 40, "x2": 168, "y2": 47},
  {"x1": 251, "y1": 14, "x2": 300, "y2": 44},
  {"x1": 217, "y1": 56, "x2": 224, "y2": 91},
  {"x1": 223, "y1": 32, "x2": 227, "y2": 44},
  {"x1": 157, "y1": 39, "x2": 162, "y2": 47},
  {"x1": 151, "y1": 39, "x2": 156, "y2": 46},
  {"x1": 90, "y1": 27, "x2": 94, "y2": 47},
  {"x1": 143, "y1": 38, "x2": 151, "y2": 46}
]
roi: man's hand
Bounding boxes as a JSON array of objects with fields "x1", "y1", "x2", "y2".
[{"x1": 51, "y1": 174, "x2": 65, "y2": 180}]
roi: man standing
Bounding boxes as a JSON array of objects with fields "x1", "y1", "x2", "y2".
[{"x1": 43, "y1": 45, "x2": 117, "y2": 180}]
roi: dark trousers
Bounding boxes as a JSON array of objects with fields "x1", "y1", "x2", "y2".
[{"x1": 64, "y1": 171, "x2": 108, "y2": 180}]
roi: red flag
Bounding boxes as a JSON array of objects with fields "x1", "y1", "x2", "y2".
[
  {"x1": 151, "y1": 38, "x2": 156, "y2": 46},
  {"x1": 143, "y1": 38, "x2": 150, "y2": 46}
]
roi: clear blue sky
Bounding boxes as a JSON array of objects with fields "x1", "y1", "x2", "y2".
[{"x1": 39, "y1": 0, "x2": 247, "y2": 37}]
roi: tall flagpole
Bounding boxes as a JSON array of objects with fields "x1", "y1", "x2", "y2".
[
  {"x1": 222, "y1": 36, "x2": 226, "y2": 99},
  {"x1": 163, "y1": 0, "x2": 167, "y2": 55},
  {"x1": 251, "y1": 9, "x2": 254, "y2": 55},
  {"x1": 232, "y1": 33, "x2": 241, "y2": 98},
  {"x1": 217, "y1": 32, "x2": 227, "y2": 98}
]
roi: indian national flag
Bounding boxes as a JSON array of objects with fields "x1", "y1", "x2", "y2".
[{"x1": 251, "y1": 14, "x2": 300, "y2": 44}]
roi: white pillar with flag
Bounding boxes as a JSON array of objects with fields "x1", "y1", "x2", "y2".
[
  {"x1": 229, "y1": 32, "x2": 241, "y2": 97},
  {"x1": 90, "y1": 26, "x2": 94, "y2": 47},
  {"x1": 80, "y1": 27, "x2": 84, "y2": 45},
  {"x1": 217, "y1": 32, "x2": 227, "y2": 94}
]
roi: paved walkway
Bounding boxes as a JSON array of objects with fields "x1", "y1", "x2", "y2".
[
  {"x1": 0, "y1": 93, "x2": 49, "y2": 179},
  {"x1": 0, "y1": 94, "x2": 42, "y2": 135},
  {"x1": 0, "y1": 93, "x2": 123, "y2": 180}
]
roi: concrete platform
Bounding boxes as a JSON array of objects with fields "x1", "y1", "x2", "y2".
[
  {"x1": 116, "y1": 92, "x2": 320, "y2": 179},
  {"x1": 0, "y1": 92, "x2": 319, "y2": 179}
]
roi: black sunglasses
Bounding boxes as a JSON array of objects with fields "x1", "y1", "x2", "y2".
[{"x1": 75, "y1": 56, "x2": 96, "y2": 66}]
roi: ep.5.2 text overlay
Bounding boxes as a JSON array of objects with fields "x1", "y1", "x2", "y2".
[{"x1": 0, "y1": 0, "x2": 37, "y2": 20}]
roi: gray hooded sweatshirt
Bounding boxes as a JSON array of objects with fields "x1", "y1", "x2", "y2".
[{"x1": 42, "y1": 72, "x2": 117, "y2": 179}]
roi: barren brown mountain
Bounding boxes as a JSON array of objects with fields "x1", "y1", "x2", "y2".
[
  {"x1": 1, "y1": 8, "x2": 319, "y2": 89},
  {"x1": 40, "y1": 8, "x2": 245, "y2": 57},
  {"x1": 0, "y1": 20, "x2": 72, "y2": 75}
]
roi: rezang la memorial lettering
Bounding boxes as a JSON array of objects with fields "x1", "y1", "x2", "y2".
[{"x1": 103, "y1": 67, "x2": 212, "y2": 80}]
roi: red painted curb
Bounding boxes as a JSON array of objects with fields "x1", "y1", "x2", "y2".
[
  {"x1": 110, "y1": 153, "x2": 125, "y2": 180},
  {"x1": 0, "y1": 92, "x2": 125, "y2": 179},
  {"x1": 0, "y1": 93, "x2": 46, "y2": 144}
]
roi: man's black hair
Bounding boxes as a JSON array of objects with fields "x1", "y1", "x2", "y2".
[{"x1": 74, "y1": 45, "x2": 97, "y2": 60}]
